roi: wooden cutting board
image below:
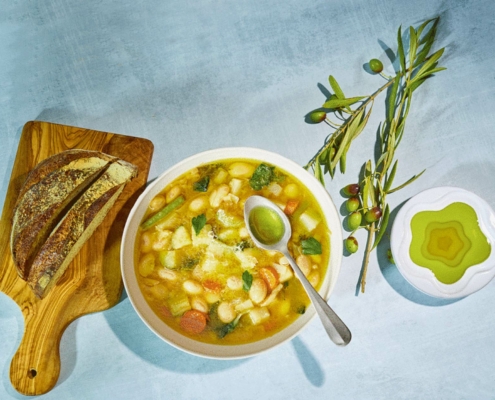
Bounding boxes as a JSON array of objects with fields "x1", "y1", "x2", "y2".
[{"x1": 0, "y1": 121, "x2": 154, "y2": 396}]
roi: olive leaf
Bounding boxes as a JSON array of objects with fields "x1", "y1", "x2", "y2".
[
  {"x1": 397, "y1": 26, "x2": 406, "y2": 72},
  {"x1": 329, "y1": 75, "x2": 351, "y2": 112},
  {"x1": 372, "y1": 204, "x2": 390, "y2": 249},
  {"x1": 322, "y1": 96, "x2": 366, "y2": 109},
  {"x1": 411, "y1": 48, "x2": 445, "y2": 82},
  {"x1": 388, "y1": 75, "x2": 400, "y2": 122},
  {"x1": 409, "y1": 26, "x2": 418, "y2": 63},
  {"x1": 383, "y1": 159, "x2": 398, "y2": 193},
  {"x1": 314, "y1": 157, "x2": 325, "y2": 184},
  {"x1": 387, "y1": 170, "x2": 425, "y2": 194}
]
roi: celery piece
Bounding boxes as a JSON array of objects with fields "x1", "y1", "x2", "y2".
[
  {"x1": 141, "y1": 195, "x2": 185, "y2": 230},
  {"x1": 168, "y1": 295, "x2": 191, "y2": 316},
  {"x1": 158, "y1": 250, "x2": 177, "y2": 269}
]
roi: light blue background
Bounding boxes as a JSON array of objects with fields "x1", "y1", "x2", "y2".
[{"x1": 1, "y1": 0, "x2": 495, "y2": 399}]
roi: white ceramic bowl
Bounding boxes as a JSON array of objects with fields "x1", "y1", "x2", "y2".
[
  {"x1": 390, "y1": 186, "x2": 495, "y2": 299},
  {"x1": 121, "y1": 147, "x2": 343, "y2": 359}
]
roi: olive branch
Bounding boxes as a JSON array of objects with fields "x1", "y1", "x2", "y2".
[{"x1": 303, "y1": 17, "x2": 446, "y2": 293}]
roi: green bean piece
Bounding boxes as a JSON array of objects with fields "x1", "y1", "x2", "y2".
[{"x1": 140, "y1": 195, "x2": 185, "y2": 230}]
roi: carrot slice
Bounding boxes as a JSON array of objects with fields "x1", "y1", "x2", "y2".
[
  {"x1": 203, "y1": 279, "x2": 222, "y2": 292},
  {"x1": 158, "y1": 305, "x2": 172, "y2": 318},
  {"x1": 180, "y1": 310, "x2": 207, "y2": 334},
  {"x1": 284, "y1": 199, "x2": 299, "y2": 216},
  {"x1": 259, "y1": 266, "x2": 279, "y2": 292}
]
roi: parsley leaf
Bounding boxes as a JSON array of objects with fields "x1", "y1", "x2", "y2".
[
  {"x1": 301, "y1": 237, "x2": 322, "y2": 255},
  {"x1": 249, "y1": 163, "x2": 275, "y2": 190},
  {"x1": 242, "y1": 270, "x2": 253, "y2": 291},
  {"x1": 192, "y1": 214, "x2": 207, "y2": 235},
  {"x1": 193, "y1": 176, "x2": 210, "y2": 192},
  {"x1": 296, "y1": 305, "x2": 306, "y2": 314}
]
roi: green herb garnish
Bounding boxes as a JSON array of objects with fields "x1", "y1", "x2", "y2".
[
  {"x1": 242, "y1": 270, "x2": 253, "y2": 291},
  {"x1": 296, "y1": 305, "x2": 306, "y2": 315},
  {"x1": 304, "y1": 18, "x2": 445, "y2": 293},
  {"x1": 301, "y1": 237, "x2": 322, "y2": 255},
  {"x1": 193, "y1": 176, "x2": 210, "y2": 192},
  {"x1": 249, "y1": 163, "x2": 275, "y2": 190},
  {"x1": 180, "y1": 257, "x2": 199, "y2": 270},
  {"x1": 217, "y1": 314, "x2": 242, "y2": 338},
  {"x1": 192, "y1": 214, "x2": 207, "y2": 235},
  {"x1": 235, "y1": 240, "x2": 252, "y2": 251}
]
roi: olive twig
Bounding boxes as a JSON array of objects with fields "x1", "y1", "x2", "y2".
[{"x1": 305, "y1": 17, "x2": 446, "y2": 293}]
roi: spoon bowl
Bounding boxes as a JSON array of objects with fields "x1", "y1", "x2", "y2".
[{"x1": 244, "y1": 195, "x2": 352, "y2": 346}]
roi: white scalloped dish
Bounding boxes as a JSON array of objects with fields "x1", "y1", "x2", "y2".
[{"x1": 390, "y1": 187, "x2": 495, "y2": 299}]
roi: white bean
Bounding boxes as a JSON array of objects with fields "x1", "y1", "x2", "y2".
[
  {"x1": 191, "y1": 296, "x2": 209, "y2": 313},
  {"x1": 183, "y1": 279, "x2": 204, "y2": 295},
  {"x1": 267, "y1": 182, "x2": 282, "y2": 196},
  {"x1": 140, "y1": 231, "x2": 153, "y2": 253},
  {"x1": 249, "y1": 278, "x2": 267, "y2": 304},
  {"x1": 296, "y1": 255, "x2": 312, "y2": 277},
  {"x1": 166, "y1": 186, "x2": 182, "y2": 203},
  {"x1": 138, "y1": 253, "x2": 155, "y2": 277},
  {"x1": 189, "y1": 196, "x2": 208, "y2": 213},
  {"x1": 308, "y1": 270, "x2": 320, "y2": 288},
  {"x1": 149, "y1": 195, "x2": 166, "y2": 212},
  {"x1": 217, "y1": 301, "x2": 236, "y2": 323},
  {"x1": 228, "y1": 162, "x2": 255, "y2": 178},
  {"x1": 205, "y1": 292, "x2": 220, "y2": 304},
  {"x1": 278, "y1": 256, "x2": 289, "y2": 265},
  {"x1": 158, "y1": 267, "x2": 178, "y2": 281},
  {"x1": 227, "y1": 275, "x2": 243, "y2": 291}
]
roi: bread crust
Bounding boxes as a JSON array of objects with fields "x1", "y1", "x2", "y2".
[
  {"x1": 11, "y1": 150, "x2": 117, "y2": 279},
  {"x1": 27, "y1": 159, "x2": 138, "y2": 298}
]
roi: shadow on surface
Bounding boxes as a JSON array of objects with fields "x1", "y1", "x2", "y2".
[
  {"x1": 104, "y1": 295, "x2": 247, "y2": 373},
  {"x1": 377, "y1": 201, "x2": 459, "y2": 306},
  {"x1": 291, "y1": 336, "x2": 324, "y2": 387},
  {"x1": 0, "y1": 125, "x2": 23, "y2": 211},
  {"x1": 0, "y1": 293, "x2": 28, "y2": 399}
]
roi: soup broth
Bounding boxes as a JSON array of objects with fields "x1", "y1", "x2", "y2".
[{"x1": 135, "y1": 159, "x2": 330, "y2": 345}]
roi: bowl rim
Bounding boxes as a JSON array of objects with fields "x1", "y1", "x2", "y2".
[
  {"x1": 121, "y1": 147, "x2": 343, "y2": 359},
  {"x1": 390, "y1": 186, "x2": 495, "y2": 299}
]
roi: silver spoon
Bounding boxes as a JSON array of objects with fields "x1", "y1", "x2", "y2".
[{"x1": 244, "y1": 195, "x2": 351, "y2": 346}]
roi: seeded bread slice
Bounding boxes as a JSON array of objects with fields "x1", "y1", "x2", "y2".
[
  {"x1": 27, "y1": 159, "x2": 138, "y2": 298},
  {"x1": 11, "y1": 150, "x2": 117, "y2": 279}
]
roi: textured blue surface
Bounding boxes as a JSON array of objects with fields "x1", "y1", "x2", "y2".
[{"x1": 1, "y1": 0, "x2": 495, "y2": 399}]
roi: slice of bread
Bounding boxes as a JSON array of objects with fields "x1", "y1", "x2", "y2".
[
  {"x1": 11, "y1": 150, "x2": 117, "y2": 279},
  {"x1": 27, "y1": 159, "x2": 138, "y2": 298}
]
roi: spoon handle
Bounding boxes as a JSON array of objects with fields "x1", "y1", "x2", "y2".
[{"x1": 283, "y1": 250, "x2": 352, "y2": 346}]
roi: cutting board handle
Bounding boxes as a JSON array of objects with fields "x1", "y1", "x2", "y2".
[{"x1": 10, "y1": 310, "x2": 64, "y2": 396}]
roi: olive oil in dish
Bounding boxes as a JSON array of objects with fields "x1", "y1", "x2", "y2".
[{"x1": 409, "y1": 202, "x2": 491, "y2": 284}]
